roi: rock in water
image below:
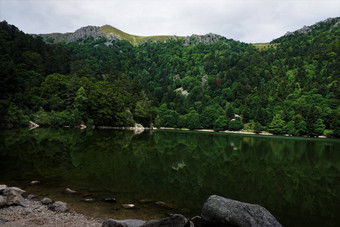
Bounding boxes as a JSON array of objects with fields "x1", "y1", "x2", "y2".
[
  {"x1": 201, "y1": 195, "x2": 282, "y2": 227},
  {"x1": 104, "y1": 198, "x2": 117, "y2": 203},
  {"x1": 49, "y1": 201, "x2": 69, "y2": 213},
  {"x1": 30, "y1": 180, "x2": 40, "y2": 185},
  {"x1": 65, "y1": 187, "x2": 77, "y2": 194},
  {"x1": 141, "y1": 214, "x2": 193, "y2": 227},
  {"x1": 121, "y1": 203, "x2": 135, "y2": 209},
  {"x1": 102, "y1": 219, "x2": 146, "y2": 227},
  {"x1": 2, "y1": 187, "x2": 28, "y2": 207},
  {"x1": 41, "y1": 197, "x2": 53, "y2": 205},
  {"x1": 83, "y1": 198, "x2": 95, "y2": 203}
]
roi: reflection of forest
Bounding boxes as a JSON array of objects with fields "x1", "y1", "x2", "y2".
[{"x1": 0, "y1": 129, "x2": 339, "y2": 226}]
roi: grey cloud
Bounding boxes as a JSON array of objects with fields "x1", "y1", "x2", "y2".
[{"x1": 1, "y1": 0, "x2": 339, "y2": 43}]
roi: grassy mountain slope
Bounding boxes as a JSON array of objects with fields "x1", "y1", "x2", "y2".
[{"x1": 100, "y1": 25, "x2": 184, "y2": 45}]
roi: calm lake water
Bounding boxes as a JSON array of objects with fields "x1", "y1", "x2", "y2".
[{"x1": 0, "y1": 128, "x2": 339, "y2": 226}]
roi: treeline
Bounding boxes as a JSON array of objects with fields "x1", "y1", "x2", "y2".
[{"x1": 0, "y1": 18, "x2": 339, "y2": 137}]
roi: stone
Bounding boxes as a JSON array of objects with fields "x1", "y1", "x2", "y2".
[
  {"x1": 121, "y1": 203, "x2": 135, "y2": 209},
  {"x1": 30, "y1": 180, "x2": 40, "y2": 185},
  {"x1": 201, "y1": 195, "x2": 282, "y2": 227},
  {"x1": 41, "y1": 197, "x2": 53, "y2": 205},
  {"x1": 0, "y1": 184, "x2": 7, "y2": 191},
  {"x1": 3, "y1": 187, "x2": 27, "y2": 207},
  {"x1": 83, "y1": 198, "x2": 95, "y2": 203},
  {"x1": 0, "y1": 195, "x2": 7, "y2": 207},
  {"x1": 154, "y1": 201, "x2": 172, "y2": 209},
  {"x1": 104, "y1": 198, "x2": 117, "y2": 203},
  {"x1": 65, "y1": 187, "x2": 77, "y2": 194},
  {"x1": 102, "y1": 219, "x2": 146, "y2": 227},
  {"x1": 190, "y1": 216, "x2": 203, "y2": 227},
  {"x1": 49, "y1": 201, "x2": 69, "y2": 213},
  {"x1": 27, "y1": 194, "x2": 38, "y2": 200},
  {"x1": 142, "y1": 214, "x2": 193, "y2": 227},
  {"x1": 28, "y1": 121, "x2": 39, "y2": 129}
]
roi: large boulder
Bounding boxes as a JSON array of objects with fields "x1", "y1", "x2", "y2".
[
  {"x1": 2, "y1": 187, "x2": 27, "y2": 207},
  {"x1": 102, "y1": 219, "x2": 146, "y2": 227},
  {"x1": 201, "y1": 195, "x2": 282, "y2": 227},
  {"x1": 142, "y1": 214, "x2": 193, "y2": 227}
]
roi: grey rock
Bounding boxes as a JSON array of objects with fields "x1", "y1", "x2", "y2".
[
  {"x1": 0, "y1": 195, "x2": 7, "y2": 207},
  {"x1": 3, "y1": 187, "x2": 27, "y2": 207},
  {"x1": 121, "y1": 203, "x2": 135, "y2": 209},
  {"x1": 102, "y1": 219, "x2": 146, "y2": 227},
  {"x1": 83, "y1": 198, "x2": 95, "y2": 203},
  {"x1": 201, "y1": 195, "x2": 282, "y2": 227},
  {"x1": 49, "y1": 201, "x2": 69, "y2": 213},
  {"x1": 190, "y1": 216, "x2": 203, "y2": 227},
  {"x1": 184, "y1": 33, "x2": 225, "y2": 46},
  {"x1": 30, "y1": 180, "x2": 40, "y2": 185},
  {"x1": 27, "y1": 194, "x2": 38, "y2": 200},
  {"x1": 0, "y1": 184, "x2": 7, "y2": 192},
  {"x1": 41, "y1": 197, "x2": 53, "y2": 205},
  {"x1": 65, "y1": 187, "x2": 77, "y2": 194},
  {"x1": 142, "y1": 214, "x2": 193, "y2": 227}
]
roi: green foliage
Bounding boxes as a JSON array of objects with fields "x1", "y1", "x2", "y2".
[
  {"x1": 0, "y1": 18, "x2": 339, "y2": 136},
  {"x1": 229, "y1": 119, "x2": 243, "y2": 131},
  {"x1": 213, "y1": 115, "x2": 229, "y2": 131},
  {"x1": 269, "y1": 114, "x2": 286, "y2": 135}
]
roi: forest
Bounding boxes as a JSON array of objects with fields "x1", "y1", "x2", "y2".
[{"x1": 0, "y1": 17, "x2": 339, "y2": 137}]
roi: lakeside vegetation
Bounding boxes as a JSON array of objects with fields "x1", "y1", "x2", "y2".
[{"x1": 0, "y1": 17, "x2": 339, "y2": 137}]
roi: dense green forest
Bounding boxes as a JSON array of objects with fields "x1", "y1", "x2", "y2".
[{"x1": 0, "y1": 18, "x2": 339, "y2": 137}]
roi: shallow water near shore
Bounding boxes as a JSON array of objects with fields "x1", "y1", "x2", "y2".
[{"x1": 0, "y1": 128, "x2": 339, "y2": 226}]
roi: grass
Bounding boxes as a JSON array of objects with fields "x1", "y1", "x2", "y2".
[
  {"x1": 253, "y1": 43, "x2": 278, "y2": 50},
  {"x1": 100, "y1": 25, "x2": 184, "y2": 45}
]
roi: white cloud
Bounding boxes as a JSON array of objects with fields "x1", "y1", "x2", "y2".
[{"x1": 1, "y1": 0, "x2": 339, "y2": 43}]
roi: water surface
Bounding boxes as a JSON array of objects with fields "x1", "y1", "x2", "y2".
[{"x1": 0, "y1": 128, "x2": 339, "y2": 226}]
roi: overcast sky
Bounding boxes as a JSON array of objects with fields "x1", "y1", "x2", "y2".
[{"x1": 1, "y1": 0, "x2": 339, "y2": 43}]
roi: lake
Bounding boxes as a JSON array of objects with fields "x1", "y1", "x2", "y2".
[{"x1": 0, "y1": 128, "x2": 339, "y2": 226}]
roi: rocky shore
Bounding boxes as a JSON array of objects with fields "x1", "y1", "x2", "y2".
[{"x1": 0, "y1": 185, "x2": 282, "y2": 227}]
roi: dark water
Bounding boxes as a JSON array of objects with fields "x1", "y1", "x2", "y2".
[{"x1": 0, "y1": 128, "x2": 339, "y2": 226}]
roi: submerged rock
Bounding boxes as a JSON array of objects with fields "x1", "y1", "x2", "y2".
[
  {"x1": 81, "y1": 192, "x2": 93, "y2": 197},
  {"x1": 104, "y1": 198, "x2": 117, "y2": 203},
  {"x1": 49, "y1": 201, "x2": 69, "y2": 213},
  {"x1": 201, "y1": 195, "x2": 282, "y2": 227},
  {"x1": 142, "y1": 214, "x2": 193, "y2": 227}
]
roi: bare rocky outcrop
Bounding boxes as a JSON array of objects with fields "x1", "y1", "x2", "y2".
[{"x1": 184, "y1": 33, "x2": 225, "y2": 46}]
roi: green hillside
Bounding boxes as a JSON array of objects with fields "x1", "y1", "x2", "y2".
[
  {"x1": 1, "y1": 17, "x2": 339, "y2": 137},
  {"x1": 100, "y1": 25, "x2": 184, "y2": 45}
]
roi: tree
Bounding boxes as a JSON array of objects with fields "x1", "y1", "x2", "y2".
[
  {"x1": 296, "y1": 121, "x2": 308, "y2": 136},
  {"x1": 254, "y1": 122, "x2": 262, "y2": 134},
  {"x1": 229, "y1": 119, "x2": 243, "y2": 131},
  {"x1": 213, "y1": 115, "x2": 229, "y2": 131},
  {"x1": 268, "y1": 114, "x2": 286, "y2": 134}
]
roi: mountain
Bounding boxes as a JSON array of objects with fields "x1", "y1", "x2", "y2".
[{"x1": 37, "y1": 24, "x2": 184, "y2": 45}]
